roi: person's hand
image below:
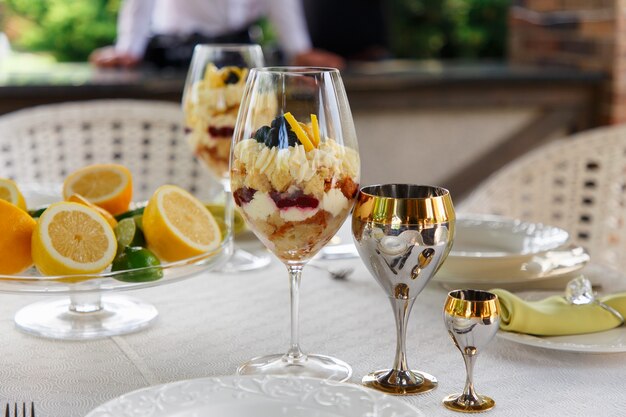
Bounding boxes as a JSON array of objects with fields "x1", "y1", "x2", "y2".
[
  {"x1": 291, "y1": 49, "x2": 346, "y2": 70},
  {"x1": 89, "y1": 46, "x2": 141, "y2": 68}
]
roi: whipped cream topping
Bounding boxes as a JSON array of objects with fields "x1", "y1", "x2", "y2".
[
  {"x1": 190, "y1": 82, "x2": 244, "y2": 114},
  {"x1": 233, "y1": 138, "x2": 360, "y2": 186}
]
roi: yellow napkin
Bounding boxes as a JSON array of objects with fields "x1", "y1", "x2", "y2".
[{"x1": 491, "y1": 289, "x2": 626, "y2": 336}]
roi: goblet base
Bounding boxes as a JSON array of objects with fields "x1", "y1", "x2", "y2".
[
  {"x1": 443, "y1": 394, "x2": 495, "y2": 413},
  {"x1": 14, "y1": 295, "x2": 158, "y2": 340},
  {"x1": 237, "y1": 353, "x2": 352, "y2": 382},
  {"x1": 218, "y1": 247, "x2": 271, "y2": 273},
  {"x1": 362, "y1": 369, "x2": 437, "y2": 395}
]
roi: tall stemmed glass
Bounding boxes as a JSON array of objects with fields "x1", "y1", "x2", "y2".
[
  {"x1": 183, "y1": 44, "x2": 270, "y2": 272},
  {"x1": 231, "y1": 67, "x2": 360, "y2": 380},
  {"x1": 352, "y1": 184, "x2": 455, "y2": 394}
]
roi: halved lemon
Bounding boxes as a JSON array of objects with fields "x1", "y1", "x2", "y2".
[
  {"x1": 143, "y1": 185, "x2": 221, "y2": 261},
  {"x1": 0, "y1": 199, "x2": 36, "y2": 274},
  {"x1": 63, "y1": 164, "x2": 133, "y2": 215},
  {"x1": 67, "y1": 194, "x2": 118, "y2": 228},
  {"x1": 32, "y1": 202, "x2": 117, "y2": 275},
  {"x1": 0, "y1": 178, "x2": 27, "y2": 211}
]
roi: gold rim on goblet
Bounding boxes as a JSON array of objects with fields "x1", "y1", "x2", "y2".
[
  {"x1": 443, "y1": 289, "x2": 500, "y2": 412},
  {"x1": 353, "y1": 184, "x2": 455, "y2": 395}
]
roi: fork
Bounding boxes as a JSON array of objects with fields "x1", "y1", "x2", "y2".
[
  {"x1": 4, "y1": 403, "x2": 35, "y2": 417},
  {"x1": 308, "y1": 262, "x2": 354, "y2": 280}
]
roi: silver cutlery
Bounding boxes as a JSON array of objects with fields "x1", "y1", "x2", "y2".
[
  {"x1": 308, "y1": 263, "x2": 354, "y2": 280},
  {"x1": 5, "y1": 403, "x2": 35, "y2": 417}
]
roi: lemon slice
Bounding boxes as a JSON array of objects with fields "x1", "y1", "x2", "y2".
[
  {"x1": 63, "y1": 164, "x2": 133, "y2": 215},
  {"x1": 32, "y1": 202, "x2": 117, "y2": 275},
  {"x1": 67, "y1": 194, "x2": 118, "y2": 228},
  {"x1": 0, "y1": 178, "x2": 27, "y2": 211},
  {"x1": 0, "y1": 200, "x2": 36, "y2": 274},
  {"x1": 143, "y1": 185, "x2": 222, "y2": 261}
]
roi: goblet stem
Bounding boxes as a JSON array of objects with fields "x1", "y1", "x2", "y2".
[
  {"x1": 362, "y1": 294, "x2": 437, "y2": 393},
  {"x1": 461, "y1": 353, "x2": 480, "y2": 404},
  {"x1": 285, "y1": 264, "x2": 304, "y2": 363},
  {"x1": 391, "y1": 297, "x2": 415, "y2": 373},
  {"x1": 285, "y1": 264, "x2": 305, "y2": 361},
  {"x1": 220, "y1": 177, "x2": 234, "y2": 235}
]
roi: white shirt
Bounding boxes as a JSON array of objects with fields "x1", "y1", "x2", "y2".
[{"x1": 115, "y1": 0, "x2": 312, "y2": 59}]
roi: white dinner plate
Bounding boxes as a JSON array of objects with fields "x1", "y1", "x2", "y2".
[
  {"x1": 85, "y1": 375, "x2": 424, "y2": 417},
  {"x1": 498, "y1": 327, "x2": 626, "y2": 354},
  {"x1": 436, "y1": 215, "x2": 587, "y2": 289},
  {"x1": 448, "y1": 214, "x2": 570, "y2": 260}
]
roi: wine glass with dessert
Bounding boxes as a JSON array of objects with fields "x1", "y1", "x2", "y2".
[
  {"x1": 183, "y1": 44, "x2": 270, "y2": 272},
  {"x1": 231, "y1": 67, "x2": 360, "y2": 380}
]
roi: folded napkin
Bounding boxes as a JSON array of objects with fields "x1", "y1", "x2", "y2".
[{"x1": 491, "y1": 289, "x2": 626, "y2": 336}]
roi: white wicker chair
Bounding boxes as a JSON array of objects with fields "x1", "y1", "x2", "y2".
[
  {"x1": 0, "y1": 100, "x2": 218, "y2": 201},
  {"x1": 459, "y1": 124, "x2": 626, "y2": 271}
]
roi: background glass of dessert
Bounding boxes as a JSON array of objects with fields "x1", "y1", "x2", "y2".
[
  {"x1": 182, "y1": 44, "x2": 271, "y2": 272},
  {"x1": 231, "y1": 67, "x2": 360, "y2": 381}
]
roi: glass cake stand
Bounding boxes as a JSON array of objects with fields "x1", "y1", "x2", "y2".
[
  {"x1": 2, "y1": 247, "x2": 231, "y2": 340},
  {"x1": 1, "y1": 185, "x2": 234, "y2": 340}
]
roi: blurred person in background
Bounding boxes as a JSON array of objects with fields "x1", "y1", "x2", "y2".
[
  {"x1": 89, "y1": 0, "x2": 345, "y2": 69},
  {"x1": 303, "y1": 0, "x2": 390, "y2": 62},
  {"x1": 0, "y1": 32, "x2": 11, "y2": 60}
]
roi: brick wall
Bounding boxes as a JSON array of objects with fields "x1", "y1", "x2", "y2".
[{"x1": 509, "y1": 0, "x2": 620, "y2": 123}]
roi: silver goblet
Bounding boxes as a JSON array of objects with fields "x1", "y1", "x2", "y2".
[
  {"x1": 443, "y1": 289, "x2": 500, "y2": 412},
  {"x1": 352, "y1": 184, "x2": 455, "y2": 394}
]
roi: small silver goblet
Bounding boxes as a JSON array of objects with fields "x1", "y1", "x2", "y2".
[
  {"x1": 352, "y1": 184, "x2": 455, "y2": 394},
  {"x1": 443, "y1": 289, "x2": 500, "y2": 412}
]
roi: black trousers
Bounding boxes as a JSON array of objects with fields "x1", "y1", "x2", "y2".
[{"x1": 144, "y1": 28, "x2": 252, "y2": 68}]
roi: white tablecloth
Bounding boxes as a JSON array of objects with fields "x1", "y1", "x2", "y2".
[{"x1": 2, "y1": 246, "x2": 626, "y2": 417}]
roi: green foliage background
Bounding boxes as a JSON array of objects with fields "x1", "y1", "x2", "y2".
[
  {"x1": 1, "y1": 0, "x2": 120, "y2": 62},
  {"x1": 390, "y1": 0, "x2": 509, "y2": 59},
  {"x1": 1, "y1": 0, "x2": 509, "y2": 62}
]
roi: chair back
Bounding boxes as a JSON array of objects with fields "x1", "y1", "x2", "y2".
[
  {"x1": 0, "y1": 100, "x2": 218, "y2": 201},
  {"x1": 460, "y1": 124, "x2": 626, "y2": 270}
]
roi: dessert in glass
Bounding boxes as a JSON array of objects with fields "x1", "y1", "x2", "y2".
[
  {"x1": 183, "y1": 44, "x2": 270, "y2": 271},
  {"x1": 231, "y1": 67, "x2": 360, "y2": 380}
]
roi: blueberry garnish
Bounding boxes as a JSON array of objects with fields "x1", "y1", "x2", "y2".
[
  {"x1": 223, "y1": 70, "x2": 240, "y2": 84},
  {"x1": 254, "y1": 126, "x2": 270, "y2": 144},
  {"x1": 254, "y1": 115, "x2": 300, "y2": 149}
]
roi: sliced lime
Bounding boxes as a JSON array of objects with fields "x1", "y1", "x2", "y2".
[
  {"x1": 114, "y1": 218, "x2": 146, "y2": 254},
  {"x1": 111, "y1": 246, "x2": 163, "y2": 282},
  {"x1": 114, "y1": 206, "x2": 145, "y2": 221},
  {"x1": 133, "y1": 214, "x2": 144, "y2": 231},
  {"x1": 205, "y1": 203, "x2": 246, "y2": 235}
]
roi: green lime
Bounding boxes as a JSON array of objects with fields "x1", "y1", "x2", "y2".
[
  {"x1": 114, "y1": 206, "x2": 145, "y2": 221},
  {"x1": 28, "y1": 207, "x2": 47, "y2": 218},
  {"x1": 133, "y1": 214, "x2": 144, "y2": 231},
  {"x1": 205, "y1": 203, "x2": 246, "y2": 235},
  {"x1": 114, "y1": 218, "x2": 146, "y2": 254},
  {"x1": 111, "y1": 246, "x2": 163, "y2": 282}
]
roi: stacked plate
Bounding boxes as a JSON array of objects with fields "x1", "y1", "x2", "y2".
[{"x1": 436, "y1": 214, "x2": 590, "y2": 290}]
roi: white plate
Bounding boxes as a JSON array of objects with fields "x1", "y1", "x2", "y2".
[
  {"x1": 498, "y1": 328, "x2": 626, "y2": 353},
  {"x1": 85, "y1": 375, "x2": 424, "y2": 417},
  {"x1": 449, "y1": 214, "x2": 569, "y2": 260},
  {"x1": 436, "y1": 215, "x2": 587, "y2": 289}
]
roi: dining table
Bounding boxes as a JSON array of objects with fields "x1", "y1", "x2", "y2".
[{"x1": 1, "y1": 225, "x2": 625, "y2": 417}]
